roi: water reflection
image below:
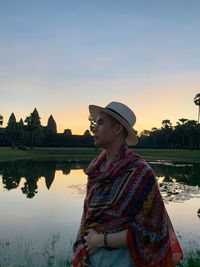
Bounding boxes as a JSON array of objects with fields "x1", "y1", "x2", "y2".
[
  {"x1": 149, "y1": 161, "x2": 200, "y2": 186},
  {"x1": 150, "y1": 162, "x2": 200, "y2": 203},
  {"x1": 0, "y1": 160, "x2": 199, "y2": 202},
  {"x1": 0, "y1": 161, "x2": 87, "y2": 198},
  {"x1": 0, "y1": 160, "x2": 199, "y2": 266}
]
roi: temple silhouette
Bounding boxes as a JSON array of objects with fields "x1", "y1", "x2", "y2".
[{"x1": 0, "y1": 109, "x2": 94, "y2": 147}]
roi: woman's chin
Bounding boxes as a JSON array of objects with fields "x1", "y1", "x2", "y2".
[{"x1": 94, "y1": 140, "x2": 102, "y2": 147}]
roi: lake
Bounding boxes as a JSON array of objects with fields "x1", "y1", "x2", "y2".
[{"x1": 0, "y1": 159, "x2": 200, "y2": 267}]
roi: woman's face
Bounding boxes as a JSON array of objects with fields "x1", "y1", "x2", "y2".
[{"x1": 92, "y1": 112, "x2": 117, "y2": 148}]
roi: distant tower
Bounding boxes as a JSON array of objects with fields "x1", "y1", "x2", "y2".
[
  {"x1": 8, "y1": 113, "x2": 17, "y2": 124},
  {"x1": 64, "y1": 129, "x2": 72, "y2": 135},
  {"x1": 19, "y1": 118, "x2": 24, "y2": 126},
  {"x1": 46, "y1": 115, "x2": 57, "y2": 134}
]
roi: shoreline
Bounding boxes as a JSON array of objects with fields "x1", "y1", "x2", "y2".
[{"x1": 0, "y1": 147, "x2": 200, "y2": 164}]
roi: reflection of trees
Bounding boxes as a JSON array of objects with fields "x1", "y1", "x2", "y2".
[
  {"x1": 2, "y1": 161, "x2": 22, "y2": 190},
  {"x1": 150, "y1": 162, "x2": 200, "y2": 186},
  {"x1": 1, "y1": 160, "x2": 199, "y2": 200},
  {"x1": 2, "y1": 172, "x2": 21, "y2": 190},
  {"x1": 150, "y1": 162, "x2": 200, "y2": 203},
  {"x1": 21, "y1": 177, "x2": 38, "y2": 198},
  {"x1": 0, "y1": 160, "x2": 88, "y2": 198}
]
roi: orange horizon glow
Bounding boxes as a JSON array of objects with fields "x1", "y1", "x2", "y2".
[
  {"x1": 1, "y1": 84, "x2": 199, "y2": 136},
  {"x1": 2, "y1": 104, "x2": 198, "y2": 136}
]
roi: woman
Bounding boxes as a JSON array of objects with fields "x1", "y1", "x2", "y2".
[{"x1": 73, "y1": 101, "x2": 183, "y2": 267}]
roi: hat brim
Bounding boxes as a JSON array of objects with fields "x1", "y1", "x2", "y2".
[{"x1": 89, "y1": 105, "x2": 138, "y2": 146}]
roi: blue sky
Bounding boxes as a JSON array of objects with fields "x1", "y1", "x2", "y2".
[{"x1": 1, "y1": 1, "x2": 200, "y2": 134}]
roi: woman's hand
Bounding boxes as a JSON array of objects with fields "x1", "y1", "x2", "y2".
[
  {"x1": 84, "y1": 228, "x2": 104, "y2": 254},
  {"x1": 80, "y1": 259, "x2": 91, "y2": 267}
]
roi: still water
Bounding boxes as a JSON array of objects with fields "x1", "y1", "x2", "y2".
[{"x1": 0, "y1": 160, "x2": 200, "y2": 267}]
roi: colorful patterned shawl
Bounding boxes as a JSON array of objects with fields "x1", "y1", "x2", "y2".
[{"x1": 73, "y1": 145, "x2": 183, "y2": 267}]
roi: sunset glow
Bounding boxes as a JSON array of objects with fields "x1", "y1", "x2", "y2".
[{"x1": 1, "y1": 1, "x2": 200, "y2": 135}]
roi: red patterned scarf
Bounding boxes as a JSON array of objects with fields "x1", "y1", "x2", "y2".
[{"x1": 73, "y1": 145, "x2": 183, "y2": 266}]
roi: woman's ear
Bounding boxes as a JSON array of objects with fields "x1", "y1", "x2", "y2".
[{"x1": 114, "y1": 123, "x2": 124, "y2": 135}]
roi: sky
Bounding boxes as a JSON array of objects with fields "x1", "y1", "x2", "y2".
[{"x1": 0, "y1": 0, "x2": 200, "y2": 134}]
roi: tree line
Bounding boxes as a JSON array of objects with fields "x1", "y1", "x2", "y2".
[
  {"x1": 139, "y1": 93, "x2": 200, "y2": 149},
  {"x1": 0, "y1": 93, "x2": 200, "y2": 149},
  {"x1": 139, "y1": 118, "x2": 200, "y2": 149}
]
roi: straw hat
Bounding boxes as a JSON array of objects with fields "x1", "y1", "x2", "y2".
[{"x1": 89, "y1": 101, "x2": 138, "y2": 146}]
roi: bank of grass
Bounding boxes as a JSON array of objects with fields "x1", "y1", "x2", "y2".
[
  {"x1": 0, "y1": 147, "x2": 99, "y2": 163},
  {"x1": 178, "y1": 251, "x2": 200, "y2": 267},
  {"x1": 134, "y1": 148, "x2": 200, "y2": 164},
  {"x1": 0, "y1": 147, "x2": 200, "y2": 163}
]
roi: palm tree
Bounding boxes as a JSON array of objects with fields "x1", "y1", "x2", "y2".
[
  {"x1": 175, "y1": 118, "x2": 189, "y2": 148},
  {"x1": 151, "y1": 127, "x2": 159, "y2": 146},
  {"x1": 162, "y1": 119, "x2": 172, "y2": 129},
  {"x1": 194, "y1": 93, "x2": 200, "y2": 123},
  {"x1": 179, "y1": 118, "x2": 188, "y2": 125},
  {"x1": 161, "y1": 120, "x2": 173, "y2": 147}
]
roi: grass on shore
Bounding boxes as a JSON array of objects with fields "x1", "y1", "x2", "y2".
[
  {"x1": 0, "y1": 147, "x2": 99, "y2": 163},
  {"x1": 0, "y1": 147, "x2": 200, "y2": 163},
  {"x1": 178, "y1": 250, "x2": 200, "y2": 267},
  {"x1": 133, "y1": 148, "x2": 200, "y2": 164}
]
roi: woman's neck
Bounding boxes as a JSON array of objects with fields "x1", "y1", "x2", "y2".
[{"x1": 105, "y1": 141, "x2": 124, "y2": 163}]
